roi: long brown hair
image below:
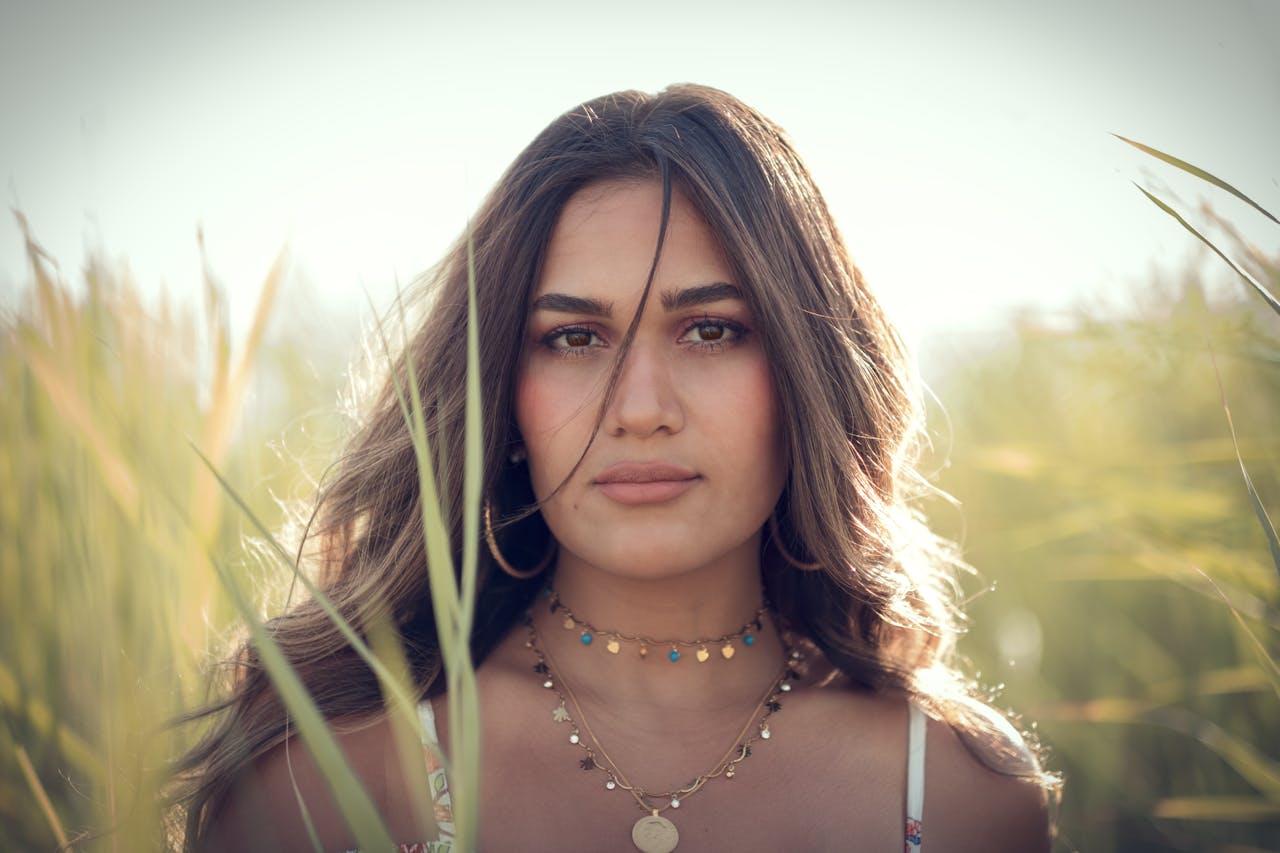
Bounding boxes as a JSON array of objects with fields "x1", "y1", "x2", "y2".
[{"x1": 172, "y1": 83, "x2": 1053, "y2": 845}]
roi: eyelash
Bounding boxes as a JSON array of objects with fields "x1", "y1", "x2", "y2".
[
  {"x1": 539, "y1": 317, "x2": 749, "y2": 359},
  {"x1": 679, "y1": 317, "x2": 748, "y2": 352}
]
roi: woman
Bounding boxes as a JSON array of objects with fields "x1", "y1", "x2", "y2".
[{"x1": 178, "y1": 84, "x2": 1057, "y2": 851}]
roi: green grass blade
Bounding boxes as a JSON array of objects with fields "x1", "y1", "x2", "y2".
[
  {"x1": 369, "y1": 619, "x2": 439, "y2": 843},
  {"x1": 1135, "y1": 185, "x2": 1280, "y2": 317},
  {"x1": 1116, "y1": 135, "x2": 1279, "y2": 225},
  {"x1": 368, "y1": 265, "x2": 485, "y2": 851},
  {"x1": 189, "y1": 443, "x2": 424, "y2": 724},
  {"x1": 23, "y1": 342, "x2": 140, "y2": 520},
  {"x1": 461, "y1": 232, "x2": 481, "y2": 657},
  {"x1": 369, "y1": 283, "x2": 482, "y2": 849},
  {"x1": 1187, "y1": 561, "x2": 1280, "y2": 703},
  {"x1": 381, "y1": 282, "x2": 482, "y2": 852},
  {"x1": 1206, "y1": 346, "x2": 1280, "y2": 578},
  {"x1": 210, "y1": 554, "x2": 394, "y2": 851},
  {"x1": 1229, "y1": 446, "x2": 1280, "y2": 579},
  {"x1": 1144, "y1": 708, "x2": 1280, "y2": 798},
  {"x1": 452, "y1": 232, "x2": 485, "y2": 853},
  {"x1": 14, "y1": 745, "x2": 70, "y2": 849},
  {"x1": 284, "y1": 757, "x2": 325, "y2": 853},
  {"x1": 390, "y1": 290, "x2": 463, "y2": 646},
  {"x1": 1152, "y1": 797, "x2": 1280, "y2": 821}
]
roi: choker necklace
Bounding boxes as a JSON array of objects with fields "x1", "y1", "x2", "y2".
[
  {"x1": 525, "y1": 611, "x2": 800, "y2": 853},
  {"x1": 545, "y1": 588, "x2": 768, "y2": 663}
]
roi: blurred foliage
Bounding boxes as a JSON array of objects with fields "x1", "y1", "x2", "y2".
[
  {"x1": 927, "y1": 223, "x2": 1280, "y2": 850},
  {"x1": 1, "y1": 194, "x2": 1277, "y2": 850},
  {"x1": 0, "y1": 224, "x2": 349, "y2": 850}
]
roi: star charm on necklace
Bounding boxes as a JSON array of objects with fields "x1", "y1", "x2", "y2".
[{"x1": 552, "y1": 702, "x2": 571, "y2": 723}]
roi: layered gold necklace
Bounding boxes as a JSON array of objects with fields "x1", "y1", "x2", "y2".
[{"x1": 524, "y1": 608, "x2": 800, "y2": 853}]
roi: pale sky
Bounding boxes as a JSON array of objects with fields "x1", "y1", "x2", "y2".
[{"x1": 3, "y1": 0, "x2": 1278, "y2": 348}]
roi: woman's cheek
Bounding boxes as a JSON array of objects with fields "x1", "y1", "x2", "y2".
[
  {"x1": 514, "y1": 367, "x2": 589, "y2": 501},
  {"x1": 694, "y1": 353, "x2": 778, "y2": 426},
  {"x1": 708, "y1": 357, "x2": 786, "y2": 478}
]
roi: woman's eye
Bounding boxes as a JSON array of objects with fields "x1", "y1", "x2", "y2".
[
  {"x1": 679, "y1": 319, "x2": 744, "y2": 348},
  {"x1": 542, "y1": 326, "x2": 605, "y2": 356}
]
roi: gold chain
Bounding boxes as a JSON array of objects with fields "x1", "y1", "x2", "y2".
[{"x1": 525, "y1": 611, "x2": 798, "y2": 813}]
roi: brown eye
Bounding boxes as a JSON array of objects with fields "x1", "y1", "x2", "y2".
[
  {"x1": 679, "y1": 319, "x2": 744, "y2": 348},
  {"x1": 542, "y1": 326, "x2": 605, "y2": 357}
]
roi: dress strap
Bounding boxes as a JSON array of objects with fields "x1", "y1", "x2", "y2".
[
  {"x1": 338, "y1": 701, "x2": 456, "y2": 852},
  {"x1": 905, "y1": 702, "x2": 926, "y2": 850},
  {"x1": 415, "y1": 700, "x2": 457, "y2": 844},
  {"x1": 418, "y1": 697, "x2": 443, "y2": 744}
]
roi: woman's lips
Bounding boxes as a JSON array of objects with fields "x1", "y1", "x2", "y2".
[{"x1": 593, "y1": 462, "x2": 700, "y2": 505}]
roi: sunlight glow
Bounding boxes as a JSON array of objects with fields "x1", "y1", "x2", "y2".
[{"x1": 3, "y1": 0, "x2": 1277, "y2": 348}]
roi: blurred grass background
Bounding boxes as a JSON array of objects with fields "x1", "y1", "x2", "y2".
[
  {"x1": 925, "y1": 226, "x2": 1280, "y2": 850},
  {"x1": 1, "y1": 188, "x2": 1277, "y2": 848},
  {"x1": 0, "y1": 224, "x2": 353, "y2": 849}
]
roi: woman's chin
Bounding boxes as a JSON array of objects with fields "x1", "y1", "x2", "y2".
[{"x1": 560, "y1": 542, "x2": 752, "y2": 583}]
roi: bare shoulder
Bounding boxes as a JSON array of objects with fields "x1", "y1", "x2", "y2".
[
  {"x1": 785, "y1": 676, "x2": 1052, "y2": 851},
  {"x1": 920, "y1": 698, "x2": 1054, "y2": 853},
  {"x1": 199, "y1": 712, "x2": 435, "y2": 852}
]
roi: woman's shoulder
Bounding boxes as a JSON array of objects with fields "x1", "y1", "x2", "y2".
[
  {"x1": 799, "y1": 681, "x2": 1053, "y2": 853},
  {"x1": 199, "y1": 711, "x2": 438, "y2": 852},
  {"x1": 911, "y1": 692, "x2": 1054, "y2": 853}
]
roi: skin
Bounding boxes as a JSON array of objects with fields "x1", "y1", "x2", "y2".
[
  {"x1": 202, "y1": 180, "x2": 1051, "y2": 852},
  {"x1": 516, "y1": 177, "x2": 787, "y2": 588},
  {"x1": 512, "y1": 178, "x2": 790, "y2": 711}
]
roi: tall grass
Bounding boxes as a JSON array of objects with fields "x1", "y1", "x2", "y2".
[
  {"x1": 0, "y1": 219, "x2": 483, "y2": 850},
  {"x1": 1, "y1": 223, "x2": 307, "y2": 848},
  {"x1": 1, "y1": 149, "x2": 1275, "y2": 850},
  {"x1": 925, "y1": 170, "x2": 1279, "y2": 849}
]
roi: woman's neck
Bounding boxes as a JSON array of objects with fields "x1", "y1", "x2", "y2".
[{"x1": 526, "y1": 540, "x2": 787, "y2": 717}]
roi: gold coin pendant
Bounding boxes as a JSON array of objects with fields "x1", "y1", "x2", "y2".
[{"x1": 631, "y1": 814, "x2": 679, "y2": 853}]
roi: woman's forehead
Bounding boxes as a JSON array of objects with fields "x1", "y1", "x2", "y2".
[
  {"x1": 550, "y1": 179, "x2": 667, "y2": 247},
  {"x1": 534, "y1": 179, "x2": 735, "y2": 302}
]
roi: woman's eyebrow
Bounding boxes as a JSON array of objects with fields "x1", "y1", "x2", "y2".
[
  {"x1": 530, "y1": 282, "x2": 742, "y2": 317},
  {"x1": 660, "y1": 282, "x2": 743, "y2": 311},
  {"x1": 530, "y1": 293, "x2": 614, "y2": 317}
]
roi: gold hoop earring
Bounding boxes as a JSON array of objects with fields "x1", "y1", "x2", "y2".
[
  {"x1": 768, "y1": 509, "x2": 822, "y2": 571},
  {"x1": 484, "y1": 497, "x2": 556, "y2": 579}
]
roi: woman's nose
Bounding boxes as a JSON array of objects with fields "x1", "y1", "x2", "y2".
[{"x1": 603, "y1": 342, "x2": 685, "y2": 438}]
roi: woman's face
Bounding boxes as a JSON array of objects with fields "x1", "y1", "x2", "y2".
[{"x1": 515, "y1": 179, "x2": 787, "y2": 580}]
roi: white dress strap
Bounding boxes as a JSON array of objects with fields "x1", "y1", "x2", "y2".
[
  {"x1": 416, "y1": 700, "x2": 457, "y2": 844},
  {"x1": 905, "y1": 702, "x2": 926, "y2": 850},
  {"x1": 418, "y1": 697, "x2": 443, "y2": 743},
  {"x1": 340, "y1": 701, "x2": 456, "y2": 852}
]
